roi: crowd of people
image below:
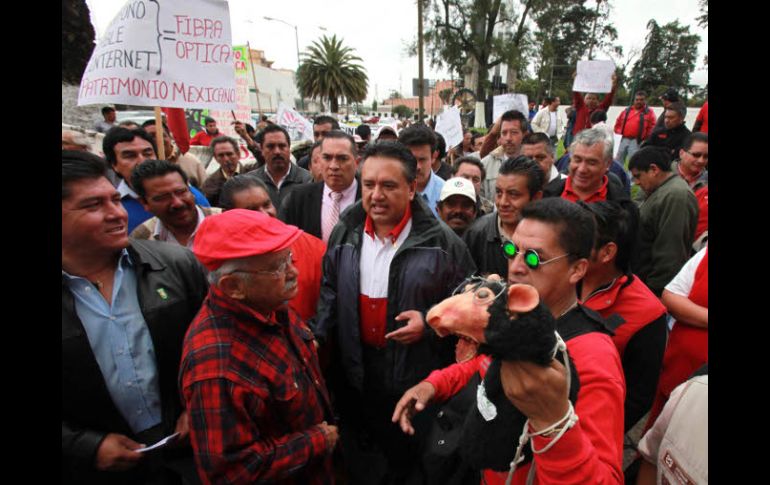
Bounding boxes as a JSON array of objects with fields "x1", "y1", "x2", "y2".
[{"x1": 63, "y1": 81, "x2": 708, "y2": 484}]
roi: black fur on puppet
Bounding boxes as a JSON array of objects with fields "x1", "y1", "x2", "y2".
[{"x1": 458, "y1": 292, "x2": 581, "y2": 471}]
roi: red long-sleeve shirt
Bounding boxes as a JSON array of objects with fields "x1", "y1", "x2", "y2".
[
  {"x1": 572, "y1": 84, "x2": 617, "y2": 135},
  {"x1": 425, "y1": 332, "x2": 625, "y2": 484},
  {"x1": 614, "y1": 105, "x2": 657, "y2": 141}
]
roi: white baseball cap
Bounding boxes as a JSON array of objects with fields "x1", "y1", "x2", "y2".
[{"x1": 439, "y1": 177, "x2": 476, "y2": 203}]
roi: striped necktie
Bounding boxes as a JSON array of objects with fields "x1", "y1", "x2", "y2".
[{"x1": 323, "y1": 191, "x2": 343, "y2": 243}]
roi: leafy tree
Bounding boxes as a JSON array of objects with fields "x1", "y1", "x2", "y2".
[
  {"x1": 629, "y1": 20, "x2": 700, "y2": 99},
  {"x1": 530, "y1": 1, "x2": 622, "y2": 102},
  {"x1": 296, "y1": 35, "x2": 368, "y2": 113},
  {"x1": 372, "y1": 100, "x2": 378, "y2": 112},
  {"x1": 389, "y1": 90, "x2": 403, "y2": 99},
  {"x1": 438, "y1": 88, "x2": 454, "y2": 104},
  {"x1": 392, "y1": 105, "x2": 414, "y2": 119},
  {"x1": 418, "y1": 0, "x2": 539, "y2": 101},
  {"x1": 62, "y1": 0, "x2": 96, "y2": 84},
  {"x1": 697, "y1": 0, "x2": 707, "y2": 28}
]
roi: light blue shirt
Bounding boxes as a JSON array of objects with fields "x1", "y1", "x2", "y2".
[
  {"x1": 420, "y1": 171, "x2": 445, "y2": 218},
  {"x1": 62, "y1": 249, "x2": 162, "y2": 433}
]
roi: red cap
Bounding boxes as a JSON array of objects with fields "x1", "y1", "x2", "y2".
[{"x1": 192, "y1": 209, "x2": 303, "y2": 271}]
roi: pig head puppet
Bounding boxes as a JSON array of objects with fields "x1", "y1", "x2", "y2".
[{"x1": 425, "y1": 275, "x2": 580, "y2": 471}]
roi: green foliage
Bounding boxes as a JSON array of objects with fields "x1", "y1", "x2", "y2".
[
  {"x1": 697, "y1": 0, "x2": 707, "y2": 28},
  {"x1": 296, "y1": 34, "x2": 368, "y2": 113},
  {"x1": 392, "y1": 105, "x2": 414, "y2": 119},
  {"x1": 438, "y1": 88, "x2": 454, "y2": 104},
  {"x1": 389, "y1": 90, "x2": 403, "y2": 99},
  {"x1": 530, "y1": 1, "x2": 622, "y2": 101},
  {"x1": 62, "y1": 0, "x2": 96, "y2": 84},
  {"x1": 419, "y1": 0, "x2": 539, "y2": 99},
  {"x1": 629, "y1": 20, "x2": 700, "y2": 99},
  {"x1": 372, "y1": 100, "x2": 378, "y2": 112}
]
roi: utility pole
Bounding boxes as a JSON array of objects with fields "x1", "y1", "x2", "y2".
[{"x1": 417, "y1": 0, "x2": 425, "y2": 123}]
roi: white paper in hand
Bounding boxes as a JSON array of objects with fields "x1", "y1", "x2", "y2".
[
  {"x1": 136, "y1": 432, "x2": 180, "y2": 453},
  {"x1": 573, "y1": 60, "x2": 615, "y2": 94}
]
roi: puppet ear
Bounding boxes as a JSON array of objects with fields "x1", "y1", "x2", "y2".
[{"x1": 506, "y1": 284, "x2": 540, "y2": 314}]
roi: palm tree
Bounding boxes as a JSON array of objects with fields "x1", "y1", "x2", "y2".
[{"x1": 296, "y1": 35, "x2": 368, "y2": 113}]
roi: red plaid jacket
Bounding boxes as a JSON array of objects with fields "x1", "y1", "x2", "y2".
[{"x1": 180, "y1": 285, "x2": 335, "y2": 484}]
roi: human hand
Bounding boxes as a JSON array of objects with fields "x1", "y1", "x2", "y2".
[
  {"x1": 391, "y1": 381, "x2": 436, "y2": 435},
  {"x1": 94, "y1": 433, "x2": 145, "y2": 471},
  {"x1": 386, "y1": 310, "x2": 425, "y2": 344},
  {"x1": 232, "y1": 121, "x2": 247, "y2": 136},
  {"x1": 173, "y1": 410, "x2": 190, "y2": 444},
  {"x1": 499, "y1": 359, "x2": 570, "y2": 432},
  {"x1": 318, "y1": 421, "x2": 339, "y2": 452}
]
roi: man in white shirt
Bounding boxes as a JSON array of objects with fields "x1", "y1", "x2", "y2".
[{"x1": 531, "y1": 96, "x2": 563, "y2": 146}]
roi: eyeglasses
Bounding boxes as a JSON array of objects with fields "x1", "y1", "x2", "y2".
[
  {"x1": 685, "y1": 150, "x2": 708, "y2": 161},
  {"x1": 148, "y1": 187, "x2": 190, "y2": 203},
  {"x1": 501, "y1": 240, "x2": 569, "y2": 270},
  {"x1": 451, "y1": 276, "x2": 507, "y2": 305},
  {"x1": 231, "y1": 251, "x2": 294, "y2": 278}
]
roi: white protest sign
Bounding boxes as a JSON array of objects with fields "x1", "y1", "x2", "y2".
[
  {"x1": 78, "y1": 0, "x2": 236, "y2": 109},
  {"x1": 492, "y1": 93, "x2": 529, "y2": 122},
  {"x1": 435, "y1": 106, "x2": 463, "y2": 149},
  {"x1": 573, "y1": 60, "x2": 615, "y2": 93},
  {"x1": 276, "y1": 102, "x2": 314, "y2": 142}
]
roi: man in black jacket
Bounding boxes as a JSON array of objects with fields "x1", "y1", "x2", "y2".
[
  {"x1": 642, "y1": 102, "x2": 692, "y2": 162},
  {"x1": 62, "y1": 150, "x2": 208, "y2": 484},
  {"x1": 279, "y1": 130, "x2": 361, "y2": 243},
  {"x1": 463, "y1": 156, "x2": 544, "y2": 277},
  {"x1": 313, "y1": 142, "x2": 476, "y2": 484}
]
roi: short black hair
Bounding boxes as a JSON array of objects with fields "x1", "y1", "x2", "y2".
[
  {"x1": 454, "y1": 156, "x2": 486, "y2": 180},
  {"x1": 261, "y1": 124, "x2": 291, "y2": 145},
  {"x1": 471, "y1": 132, "x2": 484, "y2": 144},
  {"x1": 314, "y1": 115, "x2": 340, "y2": 129},
  {"x1": 435, "y1": 132, "x2": 447, "y2": 159},
  {"x1": 628, "y1": 146, "x2": 672, "y2": 172},
  {"x1": 102, "y1": 127, "x2": 157, "y2": 167},
  {"x1": 101, "y1": 106, "x2": 115, "y2": 116},
  {"x1": 361, "y1": 141, "x2": 417, "y2": 183},
  {"x1": 356, "y1": 124, "x2": 372, "y2": 140},
  {"x1": 62, "y1": 150, "x2": 109, "y2": 199},
  {"x1": 522, "y1": 132, "x2": 554, "y2": 155},
  {"x1": 589, "y1": 109, "x2": 607, "y2": 125},
  {"x1": 578, "y1": 200, "x2": 639, "y2": 273},
  {"x1": 500, "y1": 110, "x2": 529, "y2": 132},
  {"x1": 131, "y1": 159, "x2": 188, "y2": 199},
  {"x1": 204, "y1": 117, "x2": 216, "y2": 124},
  {"x1": 520, "y1": 198, "x2": 596, "y2": 262},
  {"x1": 320, "y1": 130, "x2": 358, "y2": 157},
  {"x1": 141, "y1": 119, "x2": 171, "y2": 135},
  {"x1": 219, "y1": 175, "x2": 270, "y2": 211},
  {"x1": 498, "y1": 155, "x2": 545, "y2": 197},
  {"x1": 398, "y1": 124, "x2": 437, "y2": 152},
  {"x1": 634, "y1": 90, "x2": 647, "y2": 97},
  {"x1": 244, "y1": 123, "x2": 256, "y2": 135},
  {"x1": 210, "y1": 135, "x2": 240, "y2": 153},
  {"x1": 682, "y1": 132, "x2": 708, "y2": 152}
]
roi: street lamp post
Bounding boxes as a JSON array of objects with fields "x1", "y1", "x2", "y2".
[{"x1": 264, "y1": 16, "x2": 304, "y2": 111}]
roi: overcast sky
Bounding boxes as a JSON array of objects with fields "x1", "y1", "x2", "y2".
[{"x1": 85, "y1": 0, "x2": 708, "y2": 103}]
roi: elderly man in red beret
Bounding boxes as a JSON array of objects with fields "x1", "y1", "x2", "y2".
[{"x1": 179, "y1": 209, "x2": 338, "y2": 484}]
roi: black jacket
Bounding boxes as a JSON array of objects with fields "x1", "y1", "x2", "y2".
[
  {"x1": 313, "y1": 196, "x2": 476, "y2": 397},
  {"x1": 62, "y1": 240, "x2": 209, "y2": 484},
  {"x1": 642, "y1": 124, "x2": 692, "y2": 161},
  {"x1": 244, "y1": 164, "x2": 313, "y2": 209},
  {"x1": 462, "y1": 212, "x2": 508, "y2": 278},
  {"x1": 279, "y1": 180, "x2": 362, "y2": 240}
]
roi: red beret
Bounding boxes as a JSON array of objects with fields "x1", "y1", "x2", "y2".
[{"x1": 192, "y1": 209, "x2": 303, "y2": 271}]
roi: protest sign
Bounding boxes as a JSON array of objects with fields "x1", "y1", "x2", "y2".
[
  {"x1": 276, "y1": 103, "x2": 314, "y2": 142},
  {"x1": 492, "y1": 93, "x2": 529, "y2": 122},
  {"x1": 435, "y1": 106, "x2": 463, "y2": 149},
  {"x1": 573, "y1": 60, "x2": 616, "y2": 93},
  {"x1": 78, "y1": 0, "x2": 236, "y2": 110},
  {"x1": 208, "y1": 45, "x2": 253, "y2": 136}
]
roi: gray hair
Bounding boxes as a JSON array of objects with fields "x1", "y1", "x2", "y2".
[
  {"x1": 206, "y1": 256, "x2": 254, "y2": 285},
  {"x1": 569, "y1": 128, "x2": 613, "y2": 162}
]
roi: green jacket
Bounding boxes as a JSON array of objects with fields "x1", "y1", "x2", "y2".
[{"x1": 632, "y1": 174, "x2": 698, "y2": 295}]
